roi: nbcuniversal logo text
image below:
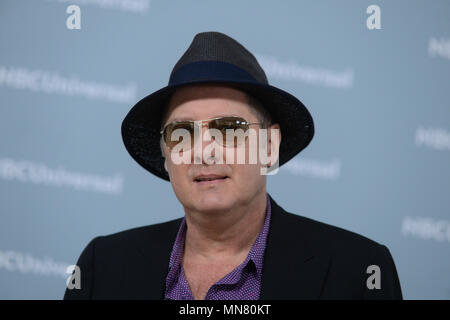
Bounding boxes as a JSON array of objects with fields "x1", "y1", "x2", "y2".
[
  {"x1": 415, "y1": 126, "x2": 450, "y2": 151},
  {"x1": 0, "y1": 157, "x2": 124, "y2": 195},
  {"x1": 402, "y1": 216, "x2": 450, "y2": 244}
]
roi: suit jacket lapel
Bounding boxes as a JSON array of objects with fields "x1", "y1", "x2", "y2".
[
  {"x1": 135, "y1": 194, "x2": 331, "y2": 300},
  {"x1": 134, "y1": 217, "x2": 183, "y2": 299},
  {"x1": 259, "y1": 195, "x2": 331, "y2": 299}
]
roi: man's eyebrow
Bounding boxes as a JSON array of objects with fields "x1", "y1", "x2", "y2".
[
  {"x1": 165, "y1": 117, "x2": 194, "y2": 122},
  {"x1": 166, "y1": 114, "x2": 244, "y2": 123}
]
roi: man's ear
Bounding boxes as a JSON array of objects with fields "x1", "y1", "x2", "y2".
[{"x1": 164, "y1": 158, "x2": 168, "y2": 172}]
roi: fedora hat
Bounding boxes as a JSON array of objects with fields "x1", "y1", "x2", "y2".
[{"x1": 121, "y1": 31, "x2": 314, "y2": 181}]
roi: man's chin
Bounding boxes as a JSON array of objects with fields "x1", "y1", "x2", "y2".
[{"x1": 189, "y1": 196, "x2": 234, "y2": 214}]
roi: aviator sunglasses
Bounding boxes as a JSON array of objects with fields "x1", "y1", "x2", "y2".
[{"x1": 160, "y1": 116, "x2": 263, "y2": 151}]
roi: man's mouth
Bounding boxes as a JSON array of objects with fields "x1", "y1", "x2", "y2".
[{"x1": 194, "y1": 174, "x2": 229, "y2": 184}]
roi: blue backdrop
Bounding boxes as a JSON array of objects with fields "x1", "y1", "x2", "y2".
[{"x1": 1, "y1": 0, "x2": 449, "y2": 299}]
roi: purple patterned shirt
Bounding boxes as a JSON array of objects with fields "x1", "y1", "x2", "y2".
[{"x1": 164, "y1": 195, "x2": 272, "y2": 300}]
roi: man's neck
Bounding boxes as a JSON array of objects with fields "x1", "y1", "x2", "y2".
[{"x1": 183, "y1": 191, "x2": 268, "y2": 261}]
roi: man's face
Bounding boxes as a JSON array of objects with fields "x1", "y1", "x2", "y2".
[{"x1": 161, "y1": 84, "x2": 280, "y2": 213}]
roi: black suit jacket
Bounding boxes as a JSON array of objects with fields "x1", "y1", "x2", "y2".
[{"x1": 64, "y1": 194, "x2": 402, "y2": 299}]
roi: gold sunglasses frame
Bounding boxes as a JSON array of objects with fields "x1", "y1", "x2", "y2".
[{"x1": 160, "y1": 116, "x2": 263, "y2": 150}]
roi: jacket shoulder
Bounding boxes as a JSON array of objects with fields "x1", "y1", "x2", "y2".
[
  {"x1": 276, "y1": 210, "x2": 402, "y2": 299},
  {"x1": 274, "y1": 207, "x2": 391, "y2": 273},
  {"x1": 64, "y1": 217, "x2": 183, "y2": 300},
  {"x1": 278, "y1": 207, "x2": 383, "y2": 253},
  {"x1": 94, "y1": 217, "x2": 183, "y2": 251}
]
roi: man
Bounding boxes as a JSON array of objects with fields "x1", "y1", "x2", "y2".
[{"x1": 64, "y1": 31, "x2": 402, "y2": 300}]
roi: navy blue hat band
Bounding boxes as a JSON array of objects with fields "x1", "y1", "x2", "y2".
[{"x1": 168, "y1": 61, "x2": 259, "y2": 86}]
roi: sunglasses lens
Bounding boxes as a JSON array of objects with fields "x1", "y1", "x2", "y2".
[
  {"x1": 164, "y1": 122, "x2": 195, "y2": 150},
  {"x1": 210, "y1": 117, "x2": 249, "y2": 146}
]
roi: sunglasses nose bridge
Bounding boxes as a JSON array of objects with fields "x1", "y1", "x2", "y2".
[
  {"x1": 189, "y1": 121, "x2": 222, "y2": 164},
  {"x1": 196, "y1": 121, "x2": 216, "y2": 145},
  {"x1": 194, "y1": 119, "x2": 221, "y2": 138},
  {"x1": 194, "y1": 120, "x2": 229, "y2": 155},
  {"x1": 195, "y1": 120, "x2": 210, "y2": 129}
]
